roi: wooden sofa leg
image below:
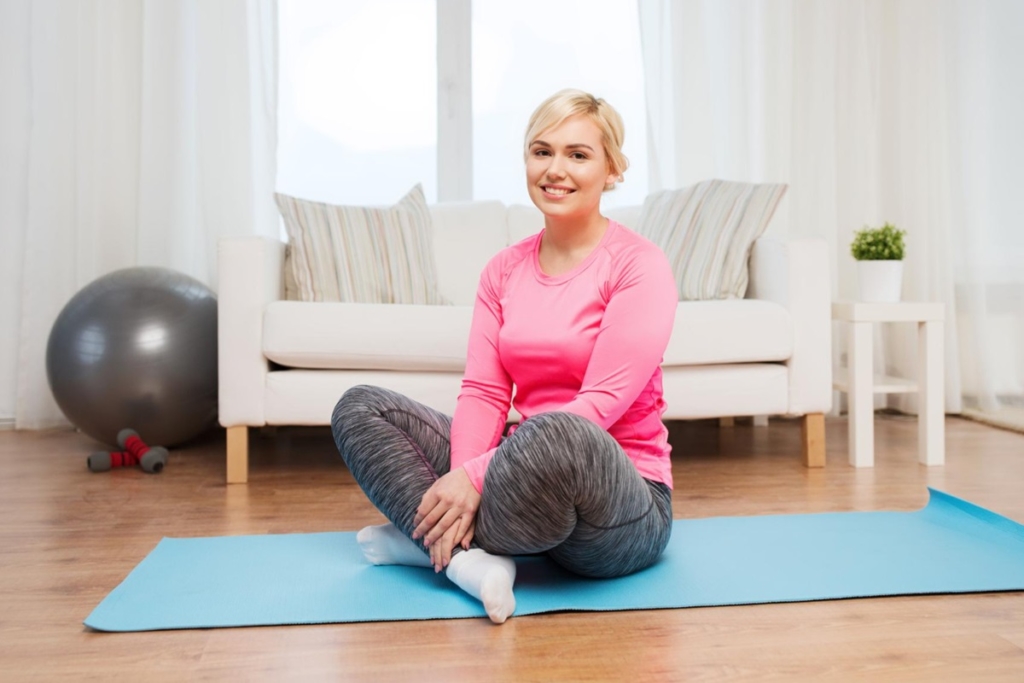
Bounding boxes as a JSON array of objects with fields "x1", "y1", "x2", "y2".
[
  {"x1": 801, "y1": 413, "x2": 826, "y2": 467},
  {"x1": 226, "y1": 426, "x2": 249, "y2": 484}
]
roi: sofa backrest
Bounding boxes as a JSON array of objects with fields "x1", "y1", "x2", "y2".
[
  {"x1": 430, "y1": 201, "x2": 508, "y2": 305},
  {"x1": 606, "y1": 205, "x2": 643, "y2": 231},
  {"x1": 429, "y1": 201, "x2": 644, "y2": 306}
]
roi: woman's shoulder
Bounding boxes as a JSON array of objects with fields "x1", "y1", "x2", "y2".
[
  {"x1": 481, "y1": 232, "x2": 538, "y2": 281},
  {"x1": 604, "y1": 220, "x2": 670, "y2": 267}
]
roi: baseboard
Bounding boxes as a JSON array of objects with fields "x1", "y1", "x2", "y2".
[
  {"x1": 0, "y1": 417, "x2": 15, "y2": 431},
  {"x1": 962, "y1": 408, "x2": 1024, "y2": 435}
]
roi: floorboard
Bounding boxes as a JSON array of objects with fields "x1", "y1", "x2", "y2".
[{"x1": 1, "y1": 415, "x2": 1023, "y2": 681}]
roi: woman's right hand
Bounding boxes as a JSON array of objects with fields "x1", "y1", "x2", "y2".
[
  {"x1": 413, "y1": 467, "x2": 481, "y2": 570},
  {"x1": 428, "y1": 517, "x2": 476, "y2": 572}
]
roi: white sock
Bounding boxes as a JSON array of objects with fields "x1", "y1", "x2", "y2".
[
  {"x1": 356, "y1": 523, "x2": 432, "y2": 568},
  {"x1": 445, "y1": 548, "x2": 517, "y2": 624}
]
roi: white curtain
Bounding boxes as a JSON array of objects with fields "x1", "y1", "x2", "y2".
[
  {"x1": 639, "y1": 0, "x2": 1024, "y2": 421},
  {"x1": 1, "y1": 0, "x2": 278, "y2": 429}
]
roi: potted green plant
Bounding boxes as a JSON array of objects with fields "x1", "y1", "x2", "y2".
[{"x1": 850, "y1": 222, "x2": 906, "y2": 302}]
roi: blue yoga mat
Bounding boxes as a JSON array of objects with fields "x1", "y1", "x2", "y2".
[{"x1": 85, "y1": 488, "x2": 1024, "y2": 631}]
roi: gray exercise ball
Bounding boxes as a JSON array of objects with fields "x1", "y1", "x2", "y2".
[{"x1": 46, "y1": 267, "x2": 218, "y2": 448}]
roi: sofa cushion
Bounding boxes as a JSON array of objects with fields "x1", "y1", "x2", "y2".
[
  {"x1": 507, "y1": 204, "x2": 545, "y2": 245},
  {"x1": 263, "y1": 302, "x2": 473, "y2": 371},
  {"x1": 605, "y1": 205, "x2": 642, "y2": 229},
  {"x1": 263, "y1": 299, "x2": 792, "y2": 372},
  {"x1": 637, "y1": 180, "x2": 787, "y2": 301},
  {"x1": 275, "y1": 184, "x2": 448, "y2": 305},
  {"x1": 429, "y1": 200, "x2": 509, "y2": 306},
  {"x1": 664, "y1": 300, "x2": 792, "y2": 366}
]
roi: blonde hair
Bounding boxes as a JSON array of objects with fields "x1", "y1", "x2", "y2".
[{"x1": 524, "y1": 89, "x2": 629, "y2": 191}]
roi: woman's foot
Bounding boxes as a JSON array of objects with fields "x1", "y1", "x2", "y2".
[
  {"x1": 356, "y1": 523, "x2": 431, "y2": 568},
  {"x1": 445, "y1": 548, "x2": 517, "y2": 624}
]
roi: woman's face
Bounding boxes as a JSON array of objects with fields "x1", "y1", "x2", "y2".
[{"x1": 526, "y1": 114, "x2": 617, "y2": 222}]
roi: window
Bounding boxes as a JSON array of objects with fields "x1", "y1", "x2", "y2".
[
  {"x1": 277, "y1": 0, "x2": 648, "y2": 208},
  {"x1": 471, "y1": 0, "x2": 648, "y2": 209},
  {"x1": 277, "y1": 0, "x2": 437, "y2": 205}
]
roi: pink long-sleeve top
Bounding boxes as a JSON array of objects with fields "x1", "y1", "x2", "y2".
[{"x1": 450, "y1": 219, "x2": 678, "y2": 493}]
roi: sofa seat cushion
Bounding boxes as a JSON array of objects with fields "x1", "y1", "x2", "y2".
[
  {"x1": 264, "y1": 299, "x2": 792, "y2": 372},
  {"x1": 664, "y1": 300, "x2": 793, "y2": 366},
  {"x1": 264, "y1": 302, "x2": 473, "y2": 371}
]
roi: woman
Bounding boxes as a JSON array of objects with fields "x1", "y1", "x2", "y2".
[{"x1": 332, "y1": 89, "x2": 677, "y2": 624}]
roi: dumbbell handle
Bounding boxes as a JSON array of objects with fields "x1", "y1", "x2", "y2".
[
  {"x1": 88, "y1": 450, "x2": 138, "y2": 472},
  {"x1": 88, "y1": 447, "x2": 168, "y2": 473},
  {"x1": 115, "y1": 429, "x2": 168, "y2": 473},
  {"x1": 118, "y1": 429, "x2": 147, "y2": 456}
]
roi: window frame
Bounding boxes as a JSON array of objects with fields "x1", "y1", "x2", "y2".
[{"x1": 437, "y1": 0, "x2": 473, "y2": 202}]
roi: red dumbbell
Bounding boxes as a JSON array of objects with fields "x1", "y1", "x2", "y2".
[{"x1": 87, "y1": 429, "x2": 168, "y2": 473}]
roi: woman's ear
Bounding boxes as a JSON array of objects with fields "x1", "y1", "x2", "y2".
[{"x1": 604, "y1": 167, "x2": 622, "y2": 191}]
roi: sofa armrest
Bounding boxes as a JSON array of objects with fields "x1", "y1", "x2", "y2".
[
  {"x1": 217, "y1": 237, "x2": 286, "y2": 427},
  {"x1": 748, "y1": 236, "x2": 832, "y2": 415}
]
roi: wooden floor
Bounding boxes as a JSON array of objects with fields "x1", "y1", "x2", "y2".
[{"x1": 1, "y1": 415, "x2": 1023, "y2": 682}]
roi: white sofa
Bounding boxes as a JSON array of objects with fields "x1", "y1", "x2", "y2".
[{"x1": 218, "y1": 201, "x2": 832, "y2": 483}]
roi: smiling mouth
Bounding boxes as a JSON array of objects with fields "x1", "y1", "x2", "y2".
[{"x1": 542, "y1": 186, "x2": 575, "y2": 196}]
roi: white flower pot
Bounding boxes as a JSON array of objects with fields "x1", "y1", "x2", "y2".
[{"x1": 857, "y1": 260, "x2": 904, "y2": 302}]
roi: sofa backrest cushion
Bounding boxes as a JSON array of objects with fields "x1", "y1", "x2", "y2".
[
  {"x1": 636, "y1": 179, "x2": 787, "y2": 301},
  {"x1": 429, "y1": 200, "x2": 509, "y2": 306},
  {"x1": 606, "y1": 205, "x2": 643, "y2": 230},
  {"x1": 276, "y1": 184, "x2": 448, "y2": 305},
  {"x1": 506, "y1": 204, "x2": 544, "y2": 245}
]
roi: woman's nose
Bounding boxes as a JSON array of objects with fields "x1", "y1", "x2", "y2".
[{"x1": 545, "y1": 155, "x2": 567, "y2": 178}]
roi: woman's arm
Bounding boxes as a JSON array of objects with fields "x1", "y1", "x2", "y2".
[
  {"x1": 558, "y1": 246, "x2": 677, "y2": 427},
  {"x1": 449, "y1": 257, "x2": 514, "y2": 487},
  {"x1": 412, "y1": 256, "x2": 514, "y2": 568}
]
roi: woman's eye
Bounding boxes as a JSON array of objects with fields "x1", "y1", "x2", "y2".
[
  {"x1": 533, "y1": 149, "x2": 550, "y2": 157},
  {"x1": 571, "y1": 152, "x2": 587, "y2": 160}
]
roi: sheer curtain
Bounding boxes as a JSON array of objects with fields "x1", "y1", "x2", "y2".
[
  {"x1": 639, "y1": 0, "x2": 1024, "y2": 422},
  {"x1": 2, "y1": 0, "x2": 278, "y2": 429}
]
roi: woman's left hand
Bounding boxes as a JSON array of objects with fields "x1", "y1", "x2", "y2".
[{"x1": 413, "y1": 467, "x2": 480, "y2": 569}]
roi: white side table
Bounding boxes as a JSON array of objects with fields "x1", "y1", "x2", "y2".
[{"x1": 832, "y1": 301, "x2": 945, "y2": 467}]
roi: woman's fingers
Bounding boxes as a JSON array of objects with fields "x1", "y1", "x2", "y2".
[
  {"x1": 430, "y1": 540, "x2": 442, "y2": 572},
  {"x1": 421, "y1": 507, "x2": 462, "y2": 547},
  {"x1": 429, "y1": 512, "x2": 478, "y2": 571},
  {"x1": 414, "y1": 469, "x2": 483, "y2": 543},
  {"x1": 461, "y1": 519, "x2": 476, "y2": 550},
  {"x1": 452, "y1": 513, "x2": 474, "y2": 548},
  {"x1": 430, "y1": 524, "x2": 460, "y2": 572},
  {"x1": 412, "y1": 502, "x2": 444, "y2": 541},
  {"x1": 412, "y1": 486, "x2": 441, "y2": 532}
]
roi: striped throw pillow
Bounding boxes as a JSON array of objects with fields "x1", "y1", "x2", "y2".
[
  {"x1": 636, "y1": 180, "x2": 787, "y2": 300},
  {"x1": 275, "y1": 185, "x2": 449, "y2": 305}
]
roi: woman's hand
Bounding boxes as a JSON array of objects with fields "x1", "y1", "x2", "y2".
[
  {"x1": 413, "y1": 467, "x2": 480, "y2": 571},
  {"x1": 427, "y1": 517, "x2": 476, "y2": 573}
]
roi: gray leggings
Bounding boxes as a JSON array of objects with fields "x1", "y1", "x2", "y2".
[{"x1": 331, "y1": 385, "x2": 673, "y2": 578}]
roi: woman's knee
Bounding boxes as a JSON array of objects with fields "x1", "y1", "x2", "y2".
[
  {"x1": 332, "y1": 385, "x2": 386, "y2": 434},
  {"x1": 547, "y1": 483, "x2": 673, "y2": 578},
  {"x1": 550, "y1": 519, "x2": 671, "y2": 578},
  {"x1": 520, "y1": 411, "x2": 604, "y2": 439},
  {"x1": 501, "y1": 411, "x2": 621, "y2": 482},
  {"x1": 509, "y1": 411, "x2": 611, "y2": 456}
]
